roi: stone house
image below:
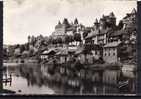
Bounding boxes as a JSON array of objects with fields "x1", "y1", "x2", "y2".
[
  {"x1": 85, "y1": 29, "x2": 99, "y2": 45},
  {"x1": 103, "y1": 42, "x2": 120, "y2": 63}
]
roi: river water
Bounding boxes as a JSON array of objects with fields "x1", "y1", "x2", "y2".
[
  {"x1": 3, "y1": 63, "x2": 135, "y2": 95},
  {"x1": 3, "y1": 63, "x2": 55, "y2": 95}
]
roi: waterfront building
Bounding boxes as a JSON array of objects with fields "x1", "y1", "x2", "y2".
[
  {"x1": 103, "y1": 42, "x2": 120, "y2": 63},
  {"x1": 122, "y1": 8, "x2": 136, "y2": 30},
  {"x1": 40, "y1": 50, "x2": 49, "y2": 60},
  {"x1": 91, "y1": 44, "x2": 103, "y2": 60},
  {"x1": 85, "y1": 28, "x2": 99, "y2": 45},
  {"x1": 108, "y1": 29, "x2": 123, "y2": 43},
  {"x1": 85, "y1": 12, "x2": 116, "y2": 46},
  {"x1": 98, "y1": 12, "x2": 116, "y2": 45}
]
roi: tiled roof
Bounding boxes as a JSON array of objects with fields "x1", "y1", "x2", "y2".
[
  {"x1": 85, "y1": 30, "x2": 99, "y2": 39},
  {"x1": 98, "y1": 28, "x2": 109, "y2": 35},
  {"x1": 110, "y1": 29, "x2": 126, "y2": 37},
  {"x1": 66, "y1": 26, "x2": 76, "y2": 31},
  {"x1": 55, "y1": 24, "x2": 63, "y2": 29},
  {"x1": 104, "y1": 42, "x2": 120, "y2": 48},
  {"x1": 75, "y1": 47, "x2": 84, "y2": 55},
  {"x1": 42, "y1": 48, "x2": 58, "y2": 55},
  {"x1": 56, "y1": 48, "x2": 76, "y2": 55}
]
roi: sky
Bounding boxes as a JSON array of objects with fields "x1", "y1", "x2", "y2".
[{"x1": 4, "y1": 0, "x2": 137, "y2": 45}]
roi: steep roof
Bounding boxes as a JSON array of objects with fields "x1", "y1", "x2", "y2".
[
  {"x1": 104, "y1": 42, "x2": 120, "y2": 48},
  {"x1": 98, "y1": 28, "x2": 109, "y2": 35},
  {"x1": 109, "y1": 12, "x2": 116, "y2": 18},
  {"x1": 110, "y1": 29, "x2": 126, "y2": 37},
  {"x1": 131, "y1": 8, "x2": 136, "y2": 14},
  {"x1": 74, "y1": 18, "x2": 78, "y2": 24},
  {"x1": 63, "y1": 18, "x2": 69, "y2": 25},
  {"x1": 55, "y1": 21, "x2": 63, "y2": 29},
  {"x1": 56, "y1": 48, "x2": 76, "y2": 55},
  {"x1": 66, "y1": 25, "x2": 76, "y2": 31},
  {"x1": 85, "y1": 29, "x2": 99, "y2": 39},
  {"x1": 42, "y1": 48, "x2": 58, "y2": 55},
  {"x1": 94, "y1": 18, "x2": 99, "y2": 24}
]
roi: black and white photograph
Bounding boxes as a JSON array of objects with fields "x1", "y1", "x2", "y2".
[{"x1": 2, "y1": 0, "x2": 137, "y2": 95}]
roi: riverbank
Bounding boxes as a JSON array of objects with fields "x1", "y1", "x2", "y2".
[{"x1": 4, "y1": 58, "x2": 38, "y2": 66}]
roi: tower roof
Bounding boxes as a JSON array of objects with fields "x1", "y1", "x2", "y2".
[
  {"x1": 63, "y1": 18, "x2": 69, "y2": 25},
  {"x1": 74, "y1": 18, "x2": 78, "y2": 24},
  {"x1": 58, "y1": 20, "x2": 61, "y2": 25},
  {"x1": 109, "y1": 12, "x2": 115, "y2": 18},
  {"x1": 102, "y1": 14, "x2": 105, "y2": 18},
  {"x1": 131, "y1": 8, "x2": 136, "y2": 14},
  {"x1": 94, "y1": 18, "x2": 99, "y2": 24},
  {"x1": 55, "y1": 20, "x2": 62, "y2": 29}
]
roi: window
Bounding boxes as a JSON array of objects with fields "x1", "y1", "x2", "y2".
[
  {"x1": 113, "y1": 53, "x2": 115, "y2": 56},
  {"x1": 93, "y1": 40, "x2": 95, "y2": 44},
  {"x1": 113, "y1": 48, "x2": 115, "y2": 51},
  {"x1": 95, "y1": 51, "x2": 97, "y2": 55},
  {"x1": 108, "y1": 53, "x2": 110, "y2": 56},
  {"x1": 105, "y1": 53, "x2": 107, "y2": 56}
]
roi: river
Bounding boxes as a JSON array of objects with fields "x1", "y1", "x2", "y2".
[
  {"x1": 2, "y1": 63, "x2": 135, "y2": 95},
  {"x1": 3, "y1": 63, "x2": 55, "y2": 95}
]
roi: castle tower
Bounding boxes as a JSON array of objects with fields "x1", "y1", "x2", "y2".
[
  {"x1": 109, "y1": 12, "x2": 116, "y2": 26},
  {"x1": 58, "y1": 20, "x2": 61, "y2": 25},
  {"x1": 94, "y1": 18, "x2": 99, "y2": 29},
  {"x1": 55, "y1": 20, "x2": 62, "y2": 29},
  {"x1": 74, "y1": 18, "x2": 78, "y2": 25},
  {"x1": 99, "y1": 15, "x2": 106, "y2": 30},
  {"x1": 63, "y1": 18, "x2": 69, "y2": 25},
  {"x1": 131, "y1": 8, "x2": 136, "y2": 14},
  {"x1": 28, "y1": 35, "x2": 31, "y2": 43}
]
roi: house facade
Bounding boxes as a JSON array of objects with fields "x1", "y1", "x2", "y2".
[{"x1": 103, "y1": 42, "x2": 120, "y2": 63}]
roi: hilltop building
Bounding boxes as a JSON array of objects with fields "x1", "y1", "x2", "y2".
[
  {"x1": 38, "y1": 9, "x2": 137, "y2": 64},
  {"x1": 52, "y1": 18, "x2": 84, "y2": 40},
  {"x1": 85, "y1": 12, "x2": 116, "y2": 45}
]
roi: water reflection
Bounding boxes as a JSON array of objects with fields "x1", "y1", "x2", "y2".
[
  {"x1": 3, "y1": 63, "x2": 135, "y2": 95},
  {"x1": 3, "y1": 64, "x2": 55, "y2": 95}
]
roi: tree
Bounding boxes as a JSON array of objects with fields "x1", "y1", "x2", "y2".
[
  {"x1": 57, "y1": 37, "x2": 63, "y2": 44},
  {"x1": 69, "y1": 35, "x2": 74, "y2": 45},
  {"x1": 48, "y1": 36, "x2": 53, "y2": 44},
  {"x1": 74, "y1": 33, "x2": 81, "y2": 45},
  {"x1": 15, "y1": 44, "x2": 20, "y2": 49},
  {"x1": 74, "y1": 33, "x2": 81, "y2": 41},
  {"x1": 52, "y1": 38, "x2": 57, "y2": 46},
  {"x1": 20, "y1": 44, "x2": 26, "y2": 53},
  {"x1": 8, "y1": 46, "x2": 15, "y2": 57},
  {"x1": 3, "y1": 48, "x2": 8, "y2": 59},
  {"x1": 64, "y1": 35, "x2": 70, "y2": 44},
  {"x1": 24, "y1": 43, "x2": 29, "y2": 50},
  {"x1": 83, "y1": 32, "x2": 88, "y2": 39},
  {"x1": 29, "y1": 49, "x2": 34, "y2": 57},
  {"x1": 14, "y1": 48, "x2": 21, "y2": 58},
  {"x1": 28, "y1": 35, "x2": 31, "y2": 43},
  {"x1": 118, "y1": 20, "x2": 124, "y2": 30}
]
